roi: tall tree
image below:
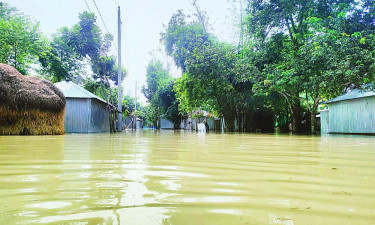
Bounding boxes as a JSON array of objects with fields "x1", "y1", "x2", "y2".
[
  {"x1": 0, "y1": 2, "x2": 48, "y2": 74},
  {"x1": 245, "y1": 0, "x2": 375, "y2": 133},
  {"x1": 161, "y1": 10, "x2": 211, "y2": 72},
  {"x1": 62, "y1": 11, "x2": 127, "y2": 132},
  {"x1": 164, "y1": 10, "x2": 278, "y2": 132},
  {"x1": 142, "y1": 60, "x2": 180, "y2": 128},
  {"x1": 39, "y1": 27, "x2": 84, "y2": 82},
  {"x1": 142, "y1": 60, "x2": 172, "y2": 102}
]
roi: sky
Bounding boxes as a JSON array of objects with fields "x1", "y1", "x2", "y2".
[{"x1": 5, "y1": 0, "x2": 240, "y2": 103}]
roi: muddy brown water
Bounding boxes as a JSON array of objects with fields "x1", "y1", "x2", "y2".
[{"x1": 0, "y1": 131, "x2": 374, "y2": 224}]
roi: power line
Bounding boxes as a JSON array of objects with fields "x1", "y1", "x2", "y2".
[
  {"x1": 83, "y1": 0, "x2": 93, "y2": 13},
  {"x1": 91, "y1": 0, "x2": 118, "y2": 51},
  {"x1": 92, "y1": 0, "x2": 110, "y2": 34},
  {"x1": 82, "y1": 0, "x2": 119, "y2": 52}
]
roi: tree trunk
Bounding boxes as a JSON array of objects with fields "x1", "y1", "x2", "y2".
[
  {"x1": 109, "y1": 110, "x2": 116, "y2": 133},
  {"x1": 238, "y1": 116, "x2": 242, "y2": 132},
  {"x1": 224, "y1": 116, "x2": 235, "y2": 132},
  {"x1": 311, "y1": 112, "x2": 316, "y2": 134},
  {"x1": 280, "y1": 92, "x2": 301, "y2": 134},
  {"x1": 291, "y1": 98, "x2": 301, "y2": 134},
  {"x1": 310, "y1": 101, "x2": 320, "y2": 134},
  {"x1": 14, "y1": 46, "x2": 17, "y2": 69}
]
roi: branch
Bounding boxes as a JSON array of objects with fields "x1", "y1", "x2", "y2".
[
  {"x1": 314, "y1": 96, "x2": 322, "y2": 107},
  {"x1": 282, "y1": 91, "x2": 315, "y2": 111},
  {"x1": 192, "y1": 0, "x2": 207, "y2": 33},
  {"x1": 280, "y1": 92, "x2": 294, "y2": 115},
  {"x1": 298, "y1": 12, "x2": 304, "y2": 31},
  {"x1": 290, "y1": 16, "x2": 297, "y2": 34},
  {"x1": 285, "y1": 17, "x2": 298, "y2": 47}
]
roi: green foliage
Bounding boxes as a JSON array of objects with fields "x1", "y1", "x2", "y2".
[
  {"x1": 143, "y1": 60, "x2": 181, "y2": 128},
  {"x1": 161, "y1": 10, "x2": 212, "y2": 72},
  {"x1": 160, "y1": 1, "x2": 375, "y2": 133},
  {"x1": 142, "y1": 60, "x2": 172, "y2": 102},
  {"x1": 38, "y1": 27, "x2": 84, "y2": 82},
  {"x1": 157, "y1": 81, "x2": 181, "y2": 129},
  {"x1": 245, "y1": 0, "x2": 375, "y2": 133},
  {"x1": 122, "y1": 94, "x2": 142, "y2": 116},
  {"x1": 50, "y1": 11, "x2": 127, "y2": 110},
  {"x1": 0, "y1": 3, "x2": 48, "y2": 74},
  {"x1": 163, "y1": 9, "x2": 280, "y2": 132}
]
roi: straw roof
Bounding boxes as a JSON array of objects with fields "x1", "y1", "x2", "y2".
[{"x1": 0, "y1": 63, "x2": 65, "y2": 112}]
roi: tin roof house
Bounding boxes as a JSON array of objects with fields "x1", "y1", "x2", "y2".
[
  {"x1": 55, "y1": 81, "x2": 112, "y2": 133},
  {"x1": 321, "y1": 85, "x2": 375, "y2": 134}
]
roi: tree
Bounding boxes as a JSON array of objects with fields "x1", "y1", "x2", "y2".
[
  {"x1": 157, "y1": 81, "x2": 181, "y2": 129},
  {"x1": 164, "y1": 9, "x2": 278, "y2": 132},
  {"x1": 161, "y1": 10, "x2": 211, "y2": 72},
  {"x1": 142, "y1": 60, "x2": 181, "y2": 129},
  {"x1": 64, "y1": 11, "x2": 127, "y2": 132},
  {"x1": 39, "y1": 27, "x2": 84, "y2": 82},
  {"x1": 245, "y1": 0, "x2": 375, "y2": 133},
  {"x1": 0, "y1": 3, "x2": 48, "y2": 74},
  {"x1": 142, "y1": 60, "x2": 172, "y2": 102}
]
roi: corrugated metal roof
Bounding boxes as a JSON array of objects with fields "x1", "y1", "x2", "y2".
[
  {"x1": 325, "y1": 85, "x2": 375, "y2": 104},
  {"x1": 55, "y1": 81, "x2": 107, "y2": 104}
]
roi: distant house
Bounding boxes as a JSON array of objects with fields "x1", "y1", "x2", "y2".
[
  {"x1": 160, "y1": 110, "x2": 220, "y2": 130},
  {"x1": 55, "y1": 81, "x2": 112, "y2": 133},
  {"x1": 135, "y1": 117, "x2": 143, "y2": 129},
  {"x1": 321, "y1": 85, "x2": 375, "y2": 134},
  {"x1": 124, "y1": 116, "x2": 143, "y2": 129},
  {"x1": 160, "y1": 116, "x2": 177, "y2": 129}
]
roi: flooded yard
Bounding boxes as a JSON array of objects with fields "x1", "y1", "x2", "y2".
[{"x1": 0, "y1": 131, "x2": 374, "y2": 224}]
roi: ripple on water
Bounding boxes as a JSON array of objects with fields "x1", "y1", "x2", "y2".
[
  {"x1": 0, "y1": 132, "x2": 375, "y2": 225},
  {"x1": 26, "y1": 201, "x2": 72, "y2": 209}
]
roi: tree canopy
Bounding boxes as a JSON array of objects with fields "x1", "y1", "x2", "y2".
[{"x1": 0, "y1": 3, "x2": 48, "y2": 74}]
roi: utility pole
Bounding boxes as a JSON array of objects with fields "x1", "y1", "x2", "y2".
[
  {"x1": 117, "y1": 6, "x2": 122, "y2": 132},
  {"x1": 240, "y1": 0, "x2": 244, "y2": 58},
  {"x1": 135, "y1": 81, "x2": 137, "y2": 111},
  {"x1": 134, "y1": 81, "x2": 137, "y2": 129}
]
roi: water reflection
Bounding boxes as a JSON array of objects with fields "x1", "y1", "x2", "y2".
[{"x1": 0, "y1": 132, "x2": 374, "y2": 224}]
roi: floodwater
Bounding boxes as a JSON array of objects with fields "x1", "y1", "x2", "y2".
[{"x1": 0, "y1": 131, "x2": 375, "y2": 225}]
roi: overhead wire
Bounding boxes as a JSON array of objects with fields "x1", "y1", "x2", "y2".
[
  {"x1": 92, "y1": 0, "x2": 111, "y2": 35},
  {"x1": 91, "y1": 0, "x2": 118, "y2": 51},
  {"x1": 83, "y1": 0, "x2": 93, "y2": 13},
  {"x1": 82, "y1": 0, "x2": 118, "y2": 51}
]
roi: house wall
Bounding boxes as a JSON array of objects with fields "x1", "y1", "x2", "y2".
[
  {"x1": 320, "y1": 110, "x2": 329, "y2": 134},
  {"x1": 207, "y1": 118, "x2": 214, "y2": 130},
  {"x1": 328, "y1": 97, "x2": 375, "y2": 134},
  {"x1": 124, "y1": 116, "x2": 133, "y2": 129},
  {"x1": 89, "y1": 99, "x2": 110, "y2": 133},
  {"x1": 161, "y1": 117, "x2": 174, "y2": 129},
  {"x1": 184, "y1": 118, "x2": 196, "y2": 130},
  {"x1": 136, "y1": 120, "x2": 143, "y2": 129},
  {"x1": 123, "y1": 116, "x2": 143, "y2": 129},
  {"x1": 64, "y1": 98, "x2": 90, "y2": 133},
  {"x1": 161, "y1": 117, "x2": 216, "y2": 130}
]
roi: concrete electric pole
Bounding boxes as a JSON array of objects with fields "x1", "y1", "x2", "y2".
[
  {"x1": 134, "y1": 81, "x2": 137, "y2": 129},
  {"x1": 117, "y1": 6, "x2": 122, "y2": 132}
]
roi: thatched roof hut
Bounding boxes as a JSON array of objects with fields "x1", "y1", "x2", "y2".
[{"x1": 0, "y1": 63, "x2": 66, "y2": 135}]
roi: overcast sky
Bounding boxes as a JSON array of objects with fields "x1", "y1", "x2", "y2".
[{"x1": 5, "y1": 0, "x2": 240, "y2": 103}]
